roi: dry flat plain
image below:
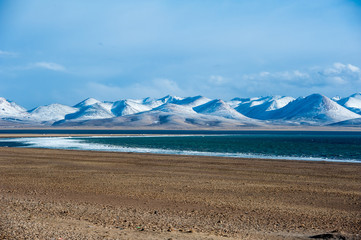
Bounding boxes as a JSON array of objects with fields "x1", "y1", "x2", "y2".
[{"x1": 0, "y1": 146, "x2": 360, "y2": 239}]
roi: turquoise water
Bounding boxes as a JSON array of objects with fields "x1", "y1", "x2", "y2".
[
  {"x1": 2, "y1": 132, "x2": 360, "y2": 162},
  {"x1": 77, "y1": 134, "x2": 361, "y2": 161},
  {"x1": 0, "y1": 132, "x2": 361, "y2": 162}
]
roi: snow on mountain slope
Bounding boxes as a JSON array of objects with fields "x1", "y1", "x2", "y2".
[
  {"x1": 151, "y1": 102, "x2": 258, "y2": 126},
  {"x1": 111, "y1": 100, "x2": 151, "y2": 116},
  {"x1": 152, "y1": 103, "x2": 197, "y2": 114},
  {"x1": 158, "y1": 95, "x2": 184, "y2": 103},
  {"x1": 29, "y1": 104, "x2": 78, "y2": 121},
  {"x1": 331, "y1": 96, "x2": 341, "y2": 101},
  {"x1": 54, "y1": 104, "x2": 257, "y2": 129},
  {"x1": 142, "y1": 95, "x2": 184, "y2": 108},
  {"x1": 263, "y1": 96, "x2": 295, "y2": 111},
  {"x1": 268, "y1": 94, "x2": 360, "y2": 125},
  {"x1": 55, "y1": 97, "x2": 115, "y2": 122},
  {"x1": 73, "y1": 97, "x2": 102, "y2": 108},
  {"x1": 227, "y1": 97, "x2": 260, "y2": 108},
  {"x1": 133, "y1": 110, "x2": 255, "y2": 128},
  {"x1": 0, "y1": 97, "x2": 29, "y2": 119},
  {"x1": 54, "y1": 97, "x2": 262, "y2": 128},
  {"x1": 174, "y1": 95, "x2": 211, "y2": 107},
  {"x1": 194, "y1": 99, "x2": 254, "y2": 121},
  {"x1": 98, "y1": 102, "x2": 114, "y2": 113},
  {"x1": 337, "y1": 93, "x2": 361, "y2": 114},
  {"x1": 3, "y1": 94, "x2": 361, "y2": 128},
  {"x1": 235, "y1": 96, "x2": 295, "y2": 120},
  {"x1": 63, "y1": 102, "x2": 114, "y2": 121}
]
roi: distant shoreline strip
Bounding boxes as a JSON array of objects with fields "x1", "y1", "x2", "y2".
[{"x1": 0, "y1": 137, "x2": 360, "y2": 164}]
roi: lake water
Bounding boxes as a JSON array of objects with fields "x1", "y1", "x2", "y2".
[{"x1": 0, "y1": 130, "x2": 360, "y2": 163}]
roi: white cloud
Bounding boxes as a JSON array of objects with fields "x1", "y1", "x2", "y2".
[
  {"x1": 33, "y1": 62, "x2": 66, "y2": 71},
  {"x1": 0, "y1": 61, "x2": 66, "y2": 73},
  {"x1": 243, "y1": 63, "x2": 360, "y2": 87},
  {"x1": 325, "y1": 63, "x2": 360, "y2": 75},
  {"x1": 40, "y1": 63, "x2": 361, "y2": 103},
  {"x1": 293, "y1": 70, "x2": 309, "y2": 78},
  {"x1": 259, "y1": 72, "x2": 270, "y2": 77},
  {"x1": 0, "y1": 50, "x2": 17, "y2": 57},
  {"x1": 346, "y1": 64, "x2": 360, "y2": 73},
  {"x1": 333, "y1": 62, "x2": 346, "y2": 70},
  {"x1": 208, "y1": 75, "x2": 228, "y2": 85},
  {"x1": 226, "y1": 62, "x2": 361, "y2": 97}
]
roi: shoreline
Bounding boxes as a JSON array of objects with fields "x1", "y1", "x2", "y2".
[
  {"x1": 1, "y1": 127, "x2": 361, "y2": 139},
  {"x1": 4, "y1": 145, "x2": 361, "y2": 165},
  {"x1": 3, "y1": 146, "x2": 361, "y2": 165},
  {"x1": 1, "y1": 147, "x2": 360, "y2": 239},
  {"x1": 1, "y1": 126, "x2": 361, "y2": 132},
  {"x1": 1, "y1": 133, "x2": 361, "y2": 164}
]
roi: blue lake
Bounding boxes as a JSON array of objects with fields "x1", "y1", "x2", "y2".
[{"x1": 1, "y1": 130, "x2": 360, "y2": 163}]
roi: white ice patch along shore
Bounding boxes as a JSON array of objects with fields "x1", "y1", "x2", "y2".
[{"x1": 1, "y1": 137, "x2": 360, "y2": 163}]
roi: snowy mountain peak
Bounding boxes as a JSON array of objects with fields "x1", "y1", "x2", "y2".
[
  {"x1": 1, "y1": 93, "x2": 361, "y2": 128},
  {"x1": 303, "y1": 93, "x2": 341, "y2": 111},
  {"x1": 111, "y1": 100, "x2": 151, "y2": 116},
  {"x1": 350, "y1": 92, "x2": 361, "y2": 99},
  {"x1": 331, "y1": 96, "x2": 341, "y2": 101},
  {"x1": 246, "y1": 96, "x2": 293, "y2": 109},
  {"x1": 73, "y1": 97, "x2": 101, "y2": 108},
  {"x1": 265, "y1": 96, "x2": 295, "y2": 111},
  {"x1": 194, "y1": 99, "x2": 251, "y2": 120},
  {"x1": 227, "y1": 97, "x2": 260, "y2": 108},
  {"x1": 337, "y1": 93, "x2": 361, "y2": 114},
  {"x1": 0, "y1": 97, "x2": 28, "y2": 118},
  {"x1": 175, "y1": 95, "x2": 211, "y2": 107},
  {"x1": 194, "y1": 99, "x2": 226, "y2": 110},
  {"x1": 269, "y1": 93, "x2": 360, "y2": 124},
  {"x1": 140, "y1": 95, "x2": 184, "y2": 109},
  {"x1": 153, "y1": 103, "x2": 197, "y2": 114},
  {"x1": 234, "y1": 95, "x2": 295, "y2": 120},
  {"x1": 29, "y1": 103, "x2": 78, "y2": 122},
  {"x1": 158, "y1": 95, "x2": 183, "y2": 103},
  {"x1": 64, "y1": 102, "x2": 114, "y2": 121}
]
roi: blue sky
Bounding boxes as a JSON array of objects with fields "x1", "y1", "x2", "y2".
[{"x1": 1, "y1": 0, "x2": 361, "y2": 108}]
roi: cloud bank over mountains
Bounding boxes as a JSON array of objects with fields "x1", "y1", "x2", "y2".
[
  {"x1": 74, "y1": 62, "x2": 361, "y2": 105},
  {"x1": 1, "y1": 54, "x2": 360, "y2": 108},
  {"x1": 234, "y1": 63, "x2": 361, "y2": 96}
]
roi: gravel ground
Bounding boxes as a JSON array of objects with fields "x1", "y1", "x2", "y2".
[{"x1": 0, "y1": 147, "x2": 360, "y2": 239}]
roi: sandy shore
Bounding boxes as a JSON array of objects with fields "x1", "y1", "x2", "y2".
[{"x1": 0, "y1": 147, "x2": 360, "y2": 239}]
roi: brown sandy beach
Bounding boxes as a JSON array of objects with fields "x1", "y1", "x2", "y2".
[{"x1": 0, "y1": 147, "x2": 360, "y2": 239}]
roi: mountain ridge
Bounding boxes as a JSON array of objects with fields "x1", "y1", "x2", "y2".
[{"x1": 1, "y1": 93, "x2": 360, "y2": 128}]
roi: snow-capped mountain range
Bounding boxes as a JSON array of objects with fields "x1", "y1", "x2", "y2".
[{"x1": 1, "y1": 93, "x2": 361, "y2": 128}]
